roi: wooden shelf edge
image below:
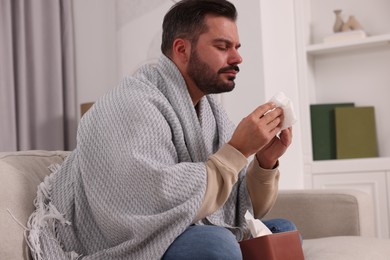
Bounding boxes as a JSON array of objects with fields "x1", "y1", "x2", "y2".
[
  {"x1": 306, "y1": 33, "x2": 390, "y2": 55},
  {"x1": 311, "y1": 157, "x2": 390, "y2": 174}
]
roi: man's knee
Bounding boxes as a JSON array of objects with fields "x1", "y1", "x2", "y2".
[
  {"x1": 198, "y1": 226, "x2": 242, "y2": 259},
  {"x1": 262, "y1": 218, "x2": 298, "y2": 233},
  {"x1": 163, "y1": 225, "x2": 242, "y2": 260}
]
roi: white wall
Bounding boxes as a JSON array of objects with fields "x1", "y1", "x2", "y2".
[
  {"x1": 72, "y1": 0, "x2": 118, "y2": 117},
  {"x1": 116, "y1": 1, "x2": 171, "y2": 77},
  {"x1": 310, "y1": 0, "x2": 390, "y2": 44},
  {"x1": 257, "y1": 0, "x2": 304, "y2": 189},
  {"x1": 72, "y1": 0, "x2": 305, "y2": 189},
  {"x1": 224, "y1": 1, "x2": 305, "y2": 189},
  {"x1": 221, "y1": 0, "x2": 266, "y2": 124}
]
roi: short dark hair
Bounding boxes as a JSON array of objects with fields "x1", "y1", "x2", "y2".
[{"x1": 161, "y1": 0, "x2": 237, "y2": 56}]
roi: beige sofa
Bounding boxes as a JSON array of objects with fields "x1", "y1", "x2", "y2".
[{"x1": 1, "y1": 150, "x2": 390, "y2": 260}]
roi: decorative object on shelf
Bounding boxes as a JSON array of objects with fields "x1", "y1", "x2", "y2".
[
  {"x1": 342, "y1": 15, "x2": 364, "y2": 31},
  {"x1": 332, "y1": 9, "x2": 364, "y2": 32},
  {"x1": 323, "y1": 30, "x2": 367, "y2": 44},
  {"x1": 327, "y1": 10, "x2": 366, "y2": 43},
  {"x1": 333, "y1": 9, "x2": 344, "y2": 33}
]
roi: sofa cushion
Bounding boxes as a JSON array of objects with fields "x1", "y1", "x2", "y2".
[
  {"x1": 265, "y1": 189, "x2": 375, "y2": 239},
  {"x1": 0, "y1": 150, "x2": 69, "y2": 260},
  {"x1": 303, "y1": 236, "x2": 390, "y2": 260}
]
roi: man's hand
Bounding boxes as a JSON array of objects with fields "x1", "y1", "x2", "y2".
[
  {"x1": 255, "y1": 127, "x2": 292, "y2": 169},
  {"x1": 228, "y1": 102, "x2": 292, "y2": 169}
]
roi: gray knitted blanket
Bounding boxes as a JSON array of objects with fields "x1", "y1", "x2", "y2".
[{"x1": 27, "y1": 55, "x2": 252, "y2": 260}]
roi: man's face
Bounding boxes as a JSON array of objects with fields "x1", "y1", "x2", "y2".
[{"x1": 186, "y1": 15, "x2": 242, "y2": 95}]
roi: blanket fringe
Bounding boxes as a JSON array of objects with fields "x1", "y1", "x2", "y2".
[
  {"x1": 7, "y1": 208, "x2": 28, "y2": 230},
  {"x1": 26, "y1": 163, "x2": 81, "y2": 260}
]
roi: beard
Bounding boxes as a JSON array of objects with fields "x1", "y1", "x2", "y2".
[{"x1": 187, "y1": 49, "x2": 239, "y2": 95}]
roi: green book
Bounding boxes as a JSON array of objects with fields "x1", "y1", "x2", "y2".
[
  {"x1": 335, "y1": 106, "x2": 378, "y2": 159},
  {"x1": 310, "y1": 103, "x2": 355, "y2": 160}
]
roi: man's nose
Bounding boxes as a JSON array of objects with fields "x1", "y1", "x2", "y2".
[{"x1": 229, "y1": 48, "x2": 243, "y2": 65}]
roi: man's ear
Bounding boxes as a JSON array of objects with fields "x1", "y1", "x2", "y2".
[{"x1": 172, "y1": 38, "x2": 191, "y2": 64}]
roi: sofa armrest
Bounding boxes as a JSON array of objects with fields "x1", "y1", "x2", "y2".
[
  {"x1": 0, "y1": 150, "x2": 70, "y2": 260},
  {"x1": 263, "y1": 189, "x2": 375, "y2": 239}
]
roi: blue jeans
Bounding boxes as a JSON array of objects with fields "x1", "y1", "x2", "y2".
[{"x1": 162, "y1": 218, "x2": 298, "y2": 260}]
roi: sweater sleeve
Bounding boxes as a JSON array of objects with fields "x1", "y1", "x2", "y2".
[
  {"x1": 193, "y1": 144, "x2": 280, "y2": 222},
  {"x1": 246, "y1": 159, "x2": 280, "y2": 219},
  {"x1": 193, "y1": 144, "x2": 247, "y2": 222}
]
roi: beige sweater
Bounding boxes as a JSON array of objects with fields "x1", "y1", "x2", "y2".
[{"x1": 194, "y1": 143, "x2": 279, "y2": 222}]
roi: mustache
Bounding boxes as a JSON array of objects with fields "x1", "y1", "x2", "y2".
[{"x1": 218, "y1": 65, "x2": 240, "y2": 74}]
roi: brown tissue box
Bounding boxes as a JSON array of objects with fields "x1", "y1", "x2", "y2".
[{"x1": 239, "y1": 231, "x2": 304, "y2": 260}]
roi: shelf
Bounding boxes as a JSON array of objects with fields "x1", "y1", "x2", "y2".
[
  {"x1": 306, "y1": 33, "x2": 390, "y2": 55},
  {"x1": 311, "y1": 157, "x2": 390, "y2": 174}
]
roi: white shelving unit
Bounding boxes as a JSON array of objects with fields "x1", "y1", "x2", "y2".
[
  {"x1": 294, "y1": 0, "x2": 390, "y2": 239},
  {"x1": 306, "y1": 33, "x2": 390, "y2": 55}
]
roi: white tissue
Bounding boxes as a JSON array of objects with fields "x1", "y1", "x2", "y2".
[
  {"x1": 268, "y1": 91, "x2": 297, "y2": 130},
  {"x1": 244, "y1": 210, "x2": 272, "y2": 238}
]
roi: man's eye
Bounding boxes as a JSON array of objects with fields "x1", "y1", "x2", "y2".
[{"x1": 216, "y1": 46, "x2": 228, "y2": 51}]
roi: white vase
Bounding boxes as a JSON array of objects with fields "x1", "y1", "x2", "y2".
[{"x1": 333, "y1": 9, "x2": 344, "y2": 33}]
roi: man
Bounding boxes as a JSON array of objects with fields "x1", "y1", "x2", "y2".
[{"x1": 27, "y1": 0, "x2": 295, "y2": 259}]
